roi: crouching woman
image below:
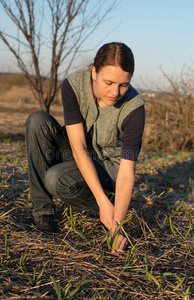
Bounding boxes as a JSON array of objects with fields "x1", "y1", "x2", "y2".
[{"x1": 26, "y1": 42, "x2": 145, "y2": 253}]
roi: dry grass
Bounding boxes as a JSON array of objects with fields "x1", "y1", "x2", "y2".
[
  {"x1": 1, "y1": 71, "x2": 193, "y2": 152},
  {"x1": 0, "y1": 138, "x2": 193, "y2": 299},
  {"x1": 142, "y1": 65, "x2": 194, "y2": 152},
  {"x1": 0, "y1": 73, "x2": 61, "y2": 107}
]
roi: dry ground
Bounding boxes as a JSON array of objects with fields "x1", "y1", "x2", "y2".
[
  {"x1": 0, "y1": 101, "x2": 194, "y2": 299},
  {"x1": 0, "y1": 100, "x2": 64, "y2": 136}
]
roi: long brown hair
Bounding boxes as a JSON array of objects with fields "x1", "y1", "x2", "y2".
[{"x1": 93, "y1": 42, "x2": 134, "y2": 74}]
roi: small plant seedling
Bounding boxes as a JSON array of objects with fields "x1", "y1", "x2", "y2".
[
  {"x1": 132, "y1": 268, "x2": 162, "y2": 291},
  {"x1": 69, "y1": 206, "x2": 87, "y2": 241},
  {"x1": 23, "y1": 260, "x2": 50, "y2": 287},
  {"x1": 96, "y1": 251, "x2": 104, "y2": 261},
  {"x1": 160, "y1": 272, "x2": 185, "y2": 292},
  {"x1": 20, "y1": 245, "x2": 29, "y2": 269},
  {"x1": 185, "y1": 285, "x2": 191, "y2": 300},
  {"x1": 0, "y1": 154, "x2": 12, "y2": 164},
  {"x1": 5, "y1": 231, "x2": 9, "y2": 258},
  {"x1": 102, "y1": 219, "x2": 128, "y2": 251},
  {"x1": 0, "y1": 170, "x2": 11, "y2": 189},
  {"x1": 124, "y1": 243, "x2": 137, "y2": 266},
  {"x1": 144, "y1": 251, "x2": 154, "y2": 281},
  {"x1": 169, "y1": 216, "x2": 183, "y2": 245},
  {"x1": 90, "y1": 291, "x2": 97, "y2": 300},
  {"x1": 51, "y1": 276, "x2": 93, "y2": 300}
]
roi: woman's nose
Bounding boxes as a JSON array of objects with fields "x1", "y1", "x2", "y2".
[{"x1": 111, "y1": 85, "x2": 120, "y2": 96}]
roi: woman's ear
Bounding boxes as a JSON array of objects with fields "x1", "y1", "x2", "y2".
[{"x1": 92, "y1": 66, "x2": 97, "y2": 81}]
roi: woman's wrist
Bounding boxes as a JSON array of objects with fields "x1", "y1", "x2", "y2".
[{"x1": 95, "y1": 193, "x2": 109, "y2": 207}]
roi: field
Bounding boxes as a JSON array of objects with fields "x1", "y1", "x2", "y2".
[{"x1": 0, "y1": 79, "x2": 194, "y2": 299}]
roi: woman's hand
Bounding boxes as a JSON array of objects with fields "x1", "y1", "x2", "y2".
[
  {"x1": 99, "y1": 197, "x2": 114, "y2": 230},
  {"x1": 109, "y1": 221, "x2": 128, "y2": 254}
]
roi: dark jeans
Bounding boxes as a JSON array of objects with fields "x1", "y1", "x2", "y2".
[{"x1": 25, "y1": 111, "x2": 113, "y2": 217}]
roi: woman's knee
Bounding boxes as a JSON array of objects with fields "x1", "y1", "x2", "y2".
[
  {"x1": 44, "y1": 161, "x2": 79, "y2": 198},
  {"x1": 25, "y1": 111, "x2": 50, "y2": 132}
]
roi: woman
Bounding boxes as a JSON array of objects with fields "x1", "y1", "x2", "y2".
[{"x1": 26, "y1": 42, "x2": 145, "y2": 253}]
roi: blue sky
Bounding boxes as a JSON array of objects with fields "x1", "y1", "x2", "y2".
[{"x1": 0, "y1": 0, "x2": 194, "y2": 89}]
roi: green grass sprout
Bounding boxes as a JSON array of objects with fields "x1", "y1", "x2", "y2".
[
  {"x1": 51, "y1": 276, "x2": 93, "y2": 300},
  {"x1": 23, "y1": 260, "x2": 50, "y2": 287}
]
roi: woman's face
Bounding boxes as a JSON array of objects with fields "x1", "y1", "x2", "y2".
[{"x1": 92, "y1": 65, "x2": 132, "y2": 107}]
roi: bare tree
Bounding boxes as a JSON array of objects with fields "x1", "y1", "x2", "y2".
[{"x1": 0, "y1": 0, "x2": 118, "y2": 112}]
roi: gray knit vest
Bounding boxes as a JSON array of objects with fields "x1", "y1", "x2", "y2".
[{"x1": 67, "y1": 69, "x2": 145, "y2": 184}]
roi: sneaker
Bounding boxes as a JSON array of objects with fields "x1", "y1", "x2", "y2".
[{"x1": 34, "y1": 214, "x2": 57, "y2": 234}]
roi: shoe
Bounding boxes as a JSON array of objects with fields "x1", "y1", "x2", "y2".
[{"x1": 34, "y1": 214, "x2": 57, "y2": 234}]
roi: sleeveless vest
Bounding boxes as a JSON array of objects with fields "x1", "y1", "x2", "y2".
[{"x1": 67, "y1": 69, "x2": 144, "y2": 184}]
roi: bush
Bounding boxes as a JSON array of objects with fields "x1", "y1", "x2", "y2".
[{"x1": 142, "y1": 65, "x2": 194, "y2": 151}]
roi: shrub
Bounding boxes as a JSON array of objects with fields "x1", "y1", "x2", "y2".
[{"x1": 142, "y1": 65, "x2": 194, "y2": 151}]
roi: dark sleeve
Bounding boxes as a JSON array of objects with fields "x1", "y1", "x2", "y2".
[
  {"x1": 121, "y1": 105, "x2": 145, "y2": 161},
  {"x1": 61, "y1": 78, "x2": 83, "y2": 125}
]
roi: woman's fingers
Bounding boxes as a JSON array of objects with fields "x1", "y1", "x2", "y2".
[
  {"x1": 108, "y1": 223, "x2": 128, "y2": 254},
  {"x1": 99, "y1": 199, "x2": 114, "y2": 230},
  {"x1": 111, "y1": 234, "x2": 128, "y2": 254},
  {"x1": 116, "y1": 236, "x2": 128, "y2": 253}
]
